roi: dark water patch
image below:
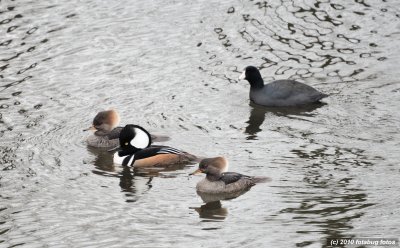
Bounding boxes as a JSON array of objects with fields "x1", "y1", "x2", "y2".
[
  {"x1": 0, "y1": 228, "x2": 10, "y2": 235},
  {"x1": 0, "y1": 40, "x2": 12, "y2": 46}
]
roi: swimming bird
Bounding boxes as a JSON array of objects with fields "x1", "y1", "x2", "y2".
[
  {"x1": 239, "y1": 66, "x2": 328, "y2": 107},
  {"x1": 113, "y1": 124, "x2": 197, "y2": 167},
  {"x1": 190, "y1": 157, "x2": 270, "y2": 194},
  {"x1": 84, "y1": 110, "x2": 168, "y2": 148},
  {"x1": 84, "y1": 109, "x2": 122, "y2": 148}
]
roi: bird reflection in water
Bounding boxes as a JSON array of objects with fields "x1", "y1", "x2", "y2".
[
  {"x1": 191, "y1": 190, "x2": 250, "y2": 221},
  {"x1": 192, "y1": 201, "x2": 228, "y2": 221},
  {"x1": 87, "y1": 146, "x2": 116, "y2": 173},
  {"x1": 87, "y1": 146, "x2": 189, "y2": 202},
  {"x1": 245, "y1": 102, "x2": 326, "y2": 139},
  {"x1": 87, "y1": 146, "x2": 152, "y2": 200}
]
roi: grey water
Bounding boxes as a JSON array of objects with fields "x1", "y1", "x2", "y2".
[{"x1": 1, "y1": 0, "x2": 399, "y2": 247}]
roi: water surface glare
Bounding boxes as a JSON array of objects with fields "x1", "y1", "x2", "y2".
[{"x1": 1, "y1": 0, "x2": 399, "y2": 247}]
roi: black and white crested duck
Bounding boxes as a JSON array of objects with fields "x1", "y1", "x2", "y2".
[{"x1": 114, "y1": 124, "x2": 197, "y2": 167}]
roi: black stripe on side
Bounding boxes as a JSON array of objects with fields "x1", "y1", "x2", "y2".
[{"x1": 122, "y1": 155, "x2": 133, "y2": 167}]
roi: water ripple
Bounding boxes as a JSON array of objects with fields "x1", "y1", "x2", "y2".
[{"x1": 1, "y1": 0, "x2": 400, "y2": 247}]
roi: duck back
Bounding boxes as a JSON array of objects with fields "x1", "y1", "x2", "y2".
[
  {"x1": 86, "y1": 127, "x2": 122, "y2": 148},
  {"x1": 86, "y1": 135, "x2": 119, "y2": 148},
  {"x1": 251, "y1": 80, "x2": 328, "y2": 106},
  {"x1": 196, "y1": 177, "x2": 254, "y2": 194}
]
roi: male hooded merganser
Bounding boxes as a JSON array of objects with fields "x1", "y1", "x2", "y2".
[
  {"x1": 190, "y1": 157, "x2": 270, "y2": 194},
  {"x1": 239, "y1": 66, "x2": 328, "y2": 107},
  {"x1": 85, "y1": 110, "x2": 168, "y2": 148},
  {"x1": 113, "y1": 124, "x2": 197, "y2": 167}
]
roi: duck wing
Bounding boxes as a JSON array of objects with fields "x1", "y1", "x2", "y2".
[
  {"x1": 129, "y1": 146, "x2": 183, "y2": 162},
  {"x1": 117, "y1": 146, "x2": 180, "y2": 166},
  {"x1": 264, "y1": 80, "x2": 325, "y2": 100},
  {"x1": 220, "y1": 172, "x2": 251, "y2": 185},
  {"x1": 106, "y1": 127, "x2": 123, "y2": 139},
  {"x1": 94, "y1": 127, "x2": 122, "y2": 138},
  {"x1": 220, "y1": 172, "x2": 271, "y2": 185}
]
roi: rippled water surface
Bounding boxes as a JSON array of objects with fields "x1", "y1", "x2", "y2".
[{"x1": 1, "y1": 0, "x2": 399, "y2": 247}]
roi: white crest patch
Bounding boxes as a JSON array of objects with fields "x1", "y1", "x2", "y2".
[
  {"x1": 130, "y1": 127, "x2": 151, "y2": 149},
  {"x1": 239, "y1": 70, "x2": 246, "y2": 80}
]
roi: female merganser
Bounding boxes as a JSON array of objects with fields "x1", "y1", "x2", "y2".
[
  {"x1": 114, "y1": 124, "x2": 197, "y2": 167},
  {"x1": 84, "y1": 109, "x2": 121, "y2": 148},
  {"x1": 239, "y1": 66, "x2": 328, "y2": 107},
  {"x1": 85, "y1": 110, "x2": 168, "y2": 148},
  {"x1": 190, "y1": 157, "x2": 270, "y2": 194}
]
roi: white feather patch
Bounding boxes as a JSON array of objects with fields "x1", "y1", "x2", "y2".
[
  {"x1": 128, "y1": 155, "x2": 135, "y2": 166},
  {"x1": 239, "y1": 70, "x2": 246, "y2": 80},
  {"x1": 113, "y1": 153, "x2": 127, "y2": 165},
  {"x1": 130, "y1": 127, "x2": 150, "y2": 149},
  {"x1": 113, "y1": 153, "x2": 135, "y2": 166}
]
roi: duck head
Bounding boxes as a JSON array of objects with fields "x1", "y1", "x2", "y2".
[
  {"x1": 84, "y1": 109, "x2": 120, "y2": 133},
  {"x1": 117, "y1": 124, "x2": 152, "y2": 156},
  {"x1": 239, "y1": 66, "x2": 264, "y2": 89},
  {"x1": 190, "y1": 157, "x2": 229, "y2": 177}
]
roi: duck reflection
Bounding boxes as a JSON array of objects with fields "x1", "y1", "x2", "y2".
[
  {"x1": 191, "y1": 190, "x2": 251, "y2": 221},
  {"x1": 133, "y1": 163, "x2": 188, "y2": 177},
  {"x1": 87, "y1": 146, "x2": 153, "y2": 202},
  {"x1": 119, "y1": 167, "x2": 154, "y2": 203},
  {"x1": 87, "y1": 145, "x2": 190, "y2": 202},
  {"x1": 192, "y1": 201, "x2": 228, "y2": 221},
  {"x1": 245, "y1": 102, "x2": 326, "y2": 139},
  {"x1": 87, "y1": 146, "x2": 116, "y2": 173}
]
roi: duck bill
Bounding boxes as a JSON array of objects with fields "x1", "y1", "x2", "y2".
[
  {"x1": 83, "y1": 125, "x2": 97, "y2": 132},
  {"x1": 238, "y1": 70, "x2": 246, "y2": 80},
  {"x1": 189, "y1": 168, "x2": 204, "y2": 176}
]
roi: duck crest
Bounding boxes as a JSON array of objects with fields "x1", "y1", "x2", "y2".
[
  {"x1": 119, "y1": 124, "x2": 152, "y2": 149},
  {"x1": 130, "y1": 126, "x2": 152, "y2": 149}
]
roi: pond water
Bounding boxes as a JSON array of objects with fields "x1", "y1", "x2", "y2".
[{"x1": 1, "y1": 0, "x2": 399, "y2": 247}]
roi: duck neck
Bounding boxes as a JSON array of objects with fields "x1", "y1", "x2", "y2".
[
  {"x1": 206, "y1": 172, "x2": 222, "y2": 182},
  {"x1": 95, "y1": 129, "x2": 110, "y2": 136},
  {"x1": 118, "y1": 146, "x2": 141, "y2": 156},
  {"x1": 248, "y1": 78, "x2": 264, "y2": 89}
]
